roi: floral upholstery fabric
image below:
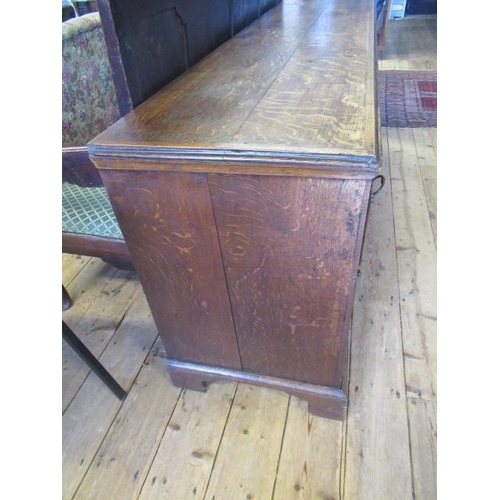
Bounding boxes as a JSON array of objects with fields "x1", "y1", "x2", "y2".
[
  {"x1": 62, "y1": 13, "x2": 123, "y2": 242},
  {"x1": 62, "y1": 13, "x2": 120, "y2": 147}
]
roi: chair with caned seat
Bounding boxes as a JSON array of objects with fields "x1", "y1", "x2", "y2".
[
  {"x1": 62, "y1": 13, "x2": 131, "y2": 397},
  {"x1": 62, "y1": 12, "x2": 134, "y2": 308}
]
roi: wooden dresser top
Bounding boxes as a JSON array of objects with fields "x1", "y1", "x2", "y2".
[{"x1": 89, "y1": 0, "x2": 379, "y2": 172}]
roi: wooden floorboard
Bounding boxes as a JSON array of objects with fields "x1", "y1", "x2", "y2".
[
  {"x1": 388, "y1": 126, "x2": 437, "y2": 499},
  {"x1": 62, "y1": 15, "x2": 437, "y2": 500},
  {"x1": 62, "y1": 265, "x2": 141, "y2": 412},
  {"x1": 203, "y1": 385, "x2": 290, "y2": 500},
  {"x1": 138, "y1": 382, "x2": 237, "y2": 500},
  {"x1": 62, "y1": 291, "x2": 159, "y2": 499},
  {"x1": 388, "y1": 127, "x2": 437, "y2": 401},
  {"x1": 343, "y1": 128, "x2": 413, "y2": 500},
  {"x1": 378, "y1": 16, "x2": 437, "y2": 71},
  {"x1": 413, "y1": 128, "x2": 437, "y2": 244},
  {"x1": 273, "y1": 396, "x2": 343, "y2": 500},
  {"x1": 73, "y1": 338, "x2": 181, "y2": 500}
]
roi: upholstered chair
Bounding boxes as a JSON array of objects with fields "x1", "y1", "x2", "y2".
[
  {"x1": 62, "y1": 13, "x2": 132, "y2": 389},
  {"x1": 62, "y1": 12, "x2": 133, "y2": 275}
]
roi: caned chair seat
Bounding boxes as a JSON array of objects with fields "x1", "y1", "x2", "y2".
[{"x1": 62, "y1": 183, "x2": 123, "y2": 240}]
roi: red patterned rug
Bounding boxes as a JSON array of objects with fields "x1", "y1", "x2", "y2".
[{"x1": 378, "y1": 70, "x2": 437, "y2": 127}]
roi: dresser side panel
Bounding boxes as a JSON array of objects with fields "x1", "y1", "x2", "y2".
[
  {"x1": 99, "y1": 168, "x2": 242, "y2": 370},
  {"x1": 209, "y1": 174, "x2": 370, "y2": 387}
]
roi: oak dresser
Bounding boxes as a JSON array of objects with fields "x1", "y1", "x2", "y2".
[{"x1": 89, "y1": 0, "x2": 381, "y2": 420}]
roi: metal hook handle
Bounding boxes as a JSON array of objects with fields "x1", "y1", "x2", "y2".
[{"x1": 371, "y1": 175, "x2": 385, "y2": 198}]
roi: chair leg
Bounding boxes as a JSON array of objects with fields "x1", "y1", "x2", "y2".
[
  {"x1": 62, "y1": 320, "x2": 127, "y2": 400},
  {"x1": 62, "y1": 285, "x2": 73, "y2": 310}
]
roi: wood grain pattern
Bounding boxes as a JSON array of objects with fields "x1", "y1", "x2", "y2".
[
  {"x1": 386, "y1": 127, "x2": 437, "y2": 499},
  {"x1": 377, "y1": 16, "x2": 436, "y2": 71},
  {"x1": 388, "y1": 128, "x2": 437, "y2": 400},
  {"x1": 73, "y1": 339, "x2": 181, "y2": 500},
  {"x1": 210, "y1": 174, "x2": 370, "y2": 387},
  {"x1": 343, "y1": 128, "x2": 413, "y2": 500},
  {"x1": 98, "y1": 0, "x2": 280, "y2": 112},
  {"x1": 138, "y1": 383, "x2": 237, "y2": 500},
  {"x1": 166, "y1": 359, "x2": 347, "y2": 420},
  {"x1": 202, "y1": 384, "x2": 289, "y2": 500},
  {"x1": 62, "y1": 257, "x2": 118, "y2": 336},
  {"x1": 273, "y1": 396, "x2": 343, "y2": 499},
  {"x1": 92, "y1": 5, "x2": 322, "y2": 149},
  {"x1": 88, "y1": 156, "x2": 379, "y2": 179},
  {"x1": 234, "y1": 0, "x2": 281, "y2": 34},
  {"x1": 232, "y1": 0, "x2": 378, "y2": 157},
  {"x1": 62, "y1": 292, "x2": 158, "y2": 499},
  {"x1": 62, "y1": 254, "x2": 92, "y2": 288},
  {"x1": 413, "y1": 128, "x2": 437, "y2": 243},
  {"x1": 62, "y1": 233, "x2": 133, "y2": 269},
  {"x1": 90, "y1": 0, "x2": 379, "y2": 420},
  {"x1": 63, "y1": 15, "x2": 436, "y2": 497},
  {"x1": 89, "y1": 0, "x2": 378, "y2": 164},
  {"x1": 408, "y1": 398, "x2": 437, "y2": 500},
  {"x1": 99, "y1": 169, "x2": 242, "y2": 371},
  {"x1": 62, "y1": 268, "x2": 140, "y2": 411}
]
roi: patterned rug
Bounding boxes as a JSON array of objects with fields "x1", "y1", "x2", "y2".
[{"x1": 378, "y1": 70, "x2": 437, "y2": 127}]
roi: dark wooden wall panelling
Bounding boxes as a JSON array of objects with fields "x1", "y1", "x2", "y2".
[{"x1": 97, "y1": 0, "x2": 280, "y2": 115}]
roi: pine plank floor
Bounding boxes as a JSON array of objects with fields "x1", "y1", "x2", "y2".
[{"x1": 62, "y1": 15, "x2": 437, "y2": 500}]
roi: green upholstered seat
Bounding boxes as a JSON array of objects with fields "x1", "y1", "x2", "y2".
[
  {"x1": 62, "y1": 183, "x2": 123, "y2": 240},
  {"x1": 62, "y1": 13, "x2": 123, "y2": 243}
]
